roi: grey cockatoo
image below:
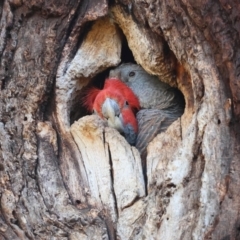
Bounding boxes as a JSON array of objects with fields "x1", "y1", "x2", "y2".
[{"x1": 109, "y1": 63, "x2": 185, "y2": 164}]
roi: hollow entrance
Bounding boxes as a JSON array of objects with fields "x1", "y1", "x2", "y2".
[{"x1": 69, "y1": 29, "x2": 137, "y2": 125}]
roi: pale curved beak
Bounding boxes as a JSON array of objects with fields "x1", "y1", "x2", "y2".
[{"x1": 102, "y1": 98, "x2": 124, "y2": 133}]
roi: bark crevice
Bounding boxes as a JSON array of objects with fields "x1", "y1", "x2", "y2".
[{"x1": 1, "y1": 0, "x2": 239, "y2": 239}]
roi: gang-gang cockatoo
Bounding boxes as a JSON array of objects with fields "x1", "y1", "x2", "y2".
[
  {"x1": 82, "y1": 78, "x2": 140, "y2": 145},
  {"x1": 109, "y1": 63, "x2": 185, "y2": 161}
]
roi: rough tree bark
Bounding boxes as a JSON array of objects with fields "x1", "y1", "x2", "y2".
[{"x1": 0, "y1": 0, "x2": 240, "y2": 239}]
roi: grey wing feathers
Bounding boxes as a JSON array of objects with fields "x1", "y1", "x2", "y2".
[{"x1": 136, "y1": 109, "x2": 179, "y2": 161}]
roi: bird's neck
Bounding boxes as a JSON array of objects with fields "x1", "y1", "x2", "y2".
[{"x1": 157, "y1": 88, "x2": 185, "y2": 116}]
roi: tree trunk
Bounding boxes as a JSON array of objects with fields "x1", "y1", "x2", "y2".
[{"x1": 0, "y1": 0, "x2": 239, "y2": 239}]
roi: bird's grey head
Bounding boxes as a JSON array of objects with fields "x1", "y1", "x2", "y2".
[
  {"x1": 109, "y1": 63, "x2": 149, "y2": 87},
  {"x1": 109, "y1": 63, "x2": 170, "y2": 90},
  {"x1": 109, "y1": 63, "x2": 172, "y2": 109}
]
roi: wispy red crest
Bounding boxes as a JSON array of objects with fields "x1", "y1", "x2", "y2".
[{"x1": 81, "y1": 87, "x2": 101, "y2": 112}]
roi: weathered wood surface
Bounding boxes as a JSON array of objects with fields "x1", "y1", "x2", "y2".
[
  {"x1": 54, "y1": 16, "x2": 122, "y2": 206},
  {"x1": 0, "y1": 0, "x2": 240, "y2": 239},
  {"x1": 71, "y1": 116, "x2": 145, "y2": 220}
]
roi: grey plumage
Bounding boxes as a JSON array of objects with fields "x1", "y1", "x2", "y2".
[{"x1": 109, "y1": 63, "x2": 185, "y2": 162}]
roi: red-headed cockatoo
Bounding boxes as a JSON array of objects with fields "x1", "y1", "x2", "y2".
[
  {"x1": 82, "y1": 78, "x2": 140, "y2": 145},
  {"x1": 109, "y1": 63, "x2": 185, "y2": 162}
]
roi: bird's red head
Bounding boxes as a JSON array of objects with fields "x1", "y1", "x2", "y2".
[
  {"x1": 82, "y1": 78, "x2": 140, "y2": 114},
  {"x1": 92, "y1": 88, "x2": 126, "y2": 118},
  {"x1": 104, "y1": 78, "x2": 140, "y2": 112},
  {"x1": 81, "y1": 78, "x2": 139, "y2": 145}
]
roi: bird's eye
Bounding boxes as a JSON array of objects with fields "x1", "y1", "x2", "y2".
[
  {"x1": 126, "y1": 101, "x2": 129, "y2": 105},
  {"x1": 129, "y1": 71, "x2": 135, "y2": 77}
]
